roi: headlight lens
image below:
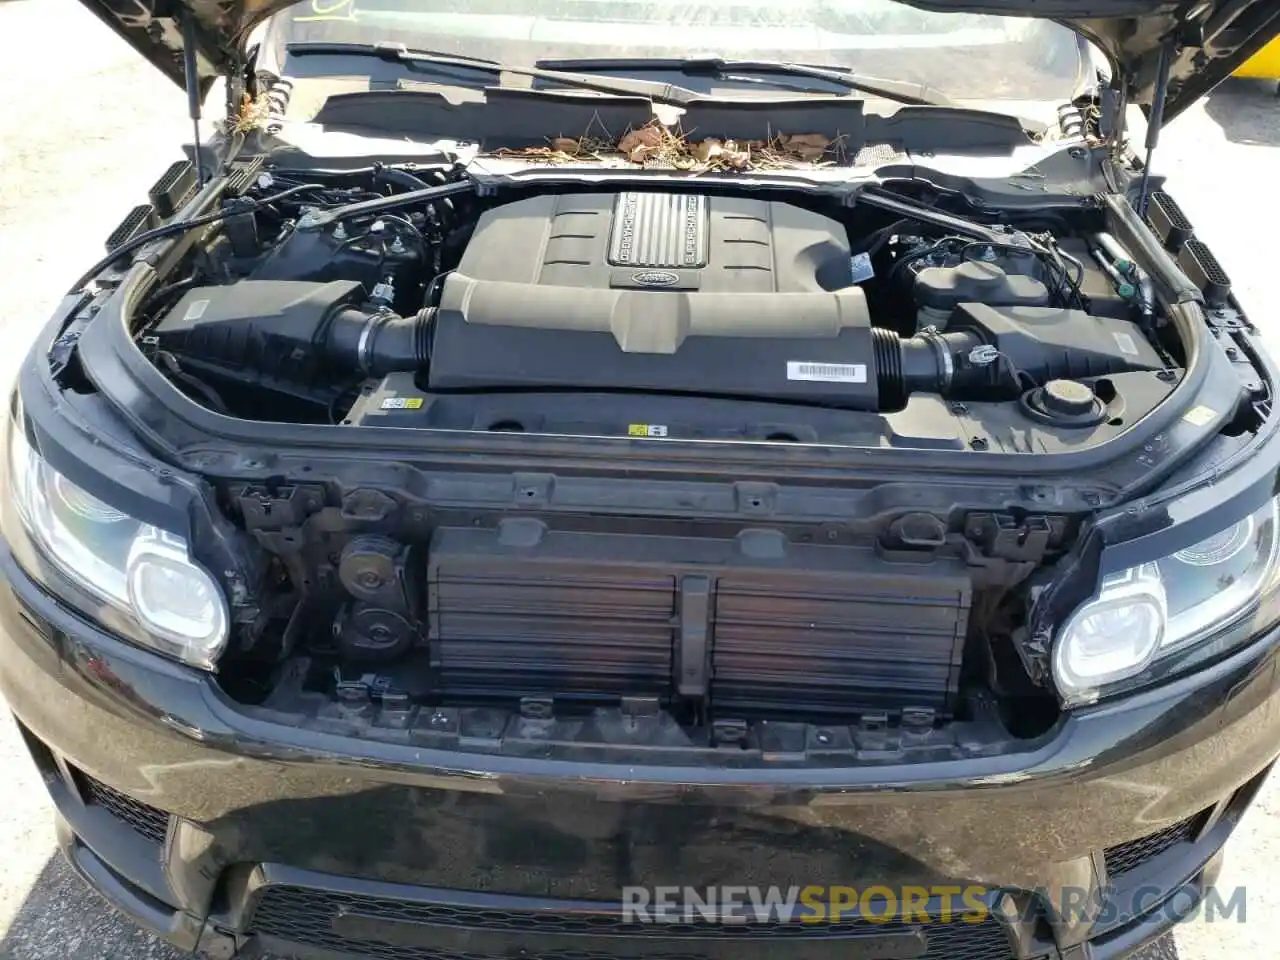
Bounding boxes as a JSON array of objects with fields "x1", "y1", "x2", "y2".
[
  {"x1": 7, "y1": 423, "x2": 228, "y2": 668},
  {"x1": 1054, "y1": 497, "x2": 1280, "y2": 705}
]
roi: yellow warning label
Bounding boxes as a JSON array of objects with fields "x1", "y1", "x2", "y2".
[
  {"x1": 628, "y1": 423, "x2": 668, "y2": 437},
  {"x1": 381, "y1": 397, "x2": 424, "y2": 410}
]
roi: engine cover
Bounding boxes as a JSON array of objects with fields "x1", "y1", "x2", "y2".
[{"x1": 428, "y1": 192, "x2": 879, "y2": 406}]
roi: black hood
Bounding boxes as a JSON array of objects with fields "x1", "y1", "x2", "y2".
[{"x1": 82, "y1": 0, "x2": 1280, "y2": 122}]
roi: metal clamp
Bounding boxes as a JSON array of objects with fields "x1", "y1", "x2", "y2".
[
  {"x1": 356, "y1": 308, "x2": 393, "y2": 374},
  {"x1": 919, "y1": 325, "x2": 954, "y2": 389}
]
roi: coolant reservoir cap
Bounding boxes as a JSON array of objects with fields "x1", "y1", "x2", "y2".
[{"x1": 1040, "y1": 379, "x2": 1096, "y2": 416}]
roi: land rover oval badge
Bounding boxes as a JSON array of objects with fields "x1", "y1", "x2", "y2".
[{"x1": 632, "y1": 270, "x2": 680, "y2": 287}]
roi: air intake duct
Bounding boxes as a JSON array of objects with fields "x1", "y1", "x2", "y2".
[
  {"x1": 324, "y1": 305, "x2": 435, "y2": 376},
  {"x1": 151, "y1": 280, "x2": 433, "y2": 396},
  {"x1": 874, "y1": 327, "x2": 986, "y2": 408},
  {"x1": 875, "y1": 303, "x2": 1166, "y2": 408}
]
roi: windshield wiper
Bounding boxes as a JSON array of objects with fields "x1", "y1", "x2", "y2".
[
  {"x1": 285, "y1": 44, "x2": 946, "y2": 108},
  {"x1": 286, "y1": 42, "x2": 703, "y2": 106},
  {"x1": 535, "y1": 57, "x2": 952, "y2": 107}
]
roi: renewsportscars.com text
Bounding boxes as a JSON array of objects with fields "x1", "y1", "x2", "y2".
[{"x1": 621, "y1": 884, "x2": 1247, "y2": 926}]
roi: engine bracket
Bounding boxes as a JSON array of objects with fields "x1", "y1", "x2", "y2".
[
  {"x1": 237, "y1": 484, "x2": 325, "y2": 531},
  {"x1": 675, "y1": 575, "x2": 713, "y2": 702}
]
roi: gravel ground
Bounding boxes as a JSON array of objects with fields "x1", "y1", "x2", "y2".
[{"x1": 0, "y1": 1, "x2": 1278, "y2": 957}]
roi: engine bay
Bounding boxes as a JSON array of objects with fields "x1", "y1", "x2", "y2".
[
  {"x1": 133, "y1": 168, "x2": 1197, "y2": 449},
  {"x1": 86, "y1": 159, "x2": 1264, "y2": 738}
]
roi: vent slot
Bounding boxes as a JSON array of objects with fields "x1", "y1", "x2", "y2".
[
  {"x1": 1104, "y1": 810, "x2": 1208, "y2": 876},
  {"x1": 1178, "y1": 239, "x2": 1231, "y2": 306},
  {"x1": 432, "y1": 563, "x2": 676, "y2": 702},
  {"x1": 148, "y1": 159, "x2": 197, "y2": 218},
  {"x1": 427, "y1": 526, "x2": 971, "y2": 719},
  {"x1": 248, "y1": 884, "x2": 1017, "y2": 960},
  {"x1": 105, "y1": 204, "x2": 157, "y2": 253},
  {"x1": 1146, "y1": 191, "x2": 1194, "y2": 251},
  {"x1": 224, "y1": 154, "x2": 267, "y2": 196},
  {"x1": 712, "y1": 574, "x2": 969, "y2": 718},
  {"x1": 71, "y1": 768, "x2": 170, "y2": 845}
]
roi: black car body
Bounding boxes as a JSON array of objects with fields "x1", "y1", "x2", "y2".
[{"x1": 4, "y1": 1, "x2": 1280, "y2": 958}]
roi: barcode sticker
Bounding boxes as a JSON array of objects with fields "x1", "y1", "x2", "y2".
[{"x1": 787, "y1": 361, "x2": 868, "y2": 383}]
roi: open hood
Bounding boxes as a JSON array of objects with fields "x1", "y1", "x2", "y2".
[{"x1": 84, "y1": 0, "x2": 1280, "y2": 123}]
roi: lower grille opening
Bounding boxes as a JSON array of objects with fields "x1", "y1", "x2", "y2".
[
  {"x1": 1103, "y1": 810, "x2": 1208, "y2": 877},
  {"x1": 71, "y1": 768, "x2": 170, "y2": 846},
  {"x1": 248, "y1": 885, "x2": 1016, "y2": 960}
]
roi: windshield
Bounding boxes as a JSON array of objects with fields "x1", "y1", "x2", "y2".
[{"x1": 268, "y1": 0, "x2": 1089, "y2": 102}]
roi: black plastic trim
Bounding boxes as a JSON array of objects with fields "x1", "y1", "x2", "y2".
[
  {"x1": 48, "y1": 770, "x2": 174, "y2": 906},
  {"x1": 1145, "y1": 191, "x2": 1194, "y2": 252},
  {"x1": 105, "y1": 205, "x2": 159, "y2": 254},
  {"x1": 1087, "y1": 869, "x2": 1216, "y2": 959},
  {"x1": 236, "y1": 864, "x2": 1014, "y2": 960}
]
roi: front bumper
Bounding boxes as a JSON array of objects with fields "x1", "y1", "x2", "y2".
[{"x1": 2, "y1": 542, "x2": 1278, "y2": 960}]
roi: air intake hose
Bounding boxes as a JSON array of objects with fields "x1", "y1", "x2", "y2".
[
  {"x1": 323, "y1": 306, "x2": 435, "y2": 376},
  {"x1": 874, "y1": 327, "x2": 987, "y2": 407}
]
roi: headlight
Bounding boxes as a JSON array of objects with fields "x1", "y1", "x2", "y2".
[
  {"x1": 7, "y1": 422, "x2": 228, "y2": 669},
  {"x1": 1053, "y1": 497, "x2": 1280, "y2": 705}
]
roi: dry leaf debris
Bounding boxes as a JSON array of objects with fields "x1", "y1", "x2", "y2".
[{"x1": 490, "y1": 120, "x2": 846, "y2": 172}]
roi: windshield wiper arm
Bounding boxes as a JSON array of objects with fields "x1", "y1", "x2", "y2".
[
  {"x1": 287, "y1": 44, "x2": 950, "y2": 108},
  {"x1": 286, "y1": 42, "x2": 702, "y2": 105},
  {"x1": 535, "y1": 57, "x2": 952, "y2": 107}
]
